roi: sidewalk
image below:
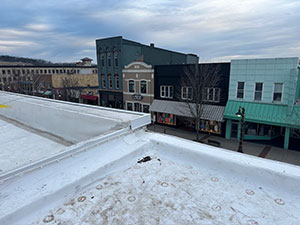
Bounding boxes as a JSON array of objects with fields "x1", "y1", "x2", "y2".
[{"x1": 147, "y1": 124, "x2": 300, "y2": 167}]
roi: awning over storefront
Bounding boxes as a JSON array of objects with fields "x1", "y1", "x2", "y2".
[
  {"x1": 224, "y1": 100, "x2": 300, "y2": 128},
  {"x1": 81, "y1": 95, "x2": 98, "y2": 101},
  {"x1": 150, "y1": 99, "x2": 225, "y2": 122}
]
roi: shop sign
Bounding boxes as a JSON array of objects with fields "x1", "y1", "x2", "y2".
[{"x1": 132, "y1": 94, "x2": 143, "y2": 101}]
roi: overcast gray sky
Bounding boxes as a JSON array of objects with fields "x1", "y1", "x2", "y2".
[{"x1": 0, "y1": 0, "x2": 299, "y2": 63}]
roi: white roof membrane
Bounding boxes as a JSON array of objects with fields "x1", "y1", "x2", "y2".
[{"x1": 1, "y1": 130, "x2": 300, "y2": 225}]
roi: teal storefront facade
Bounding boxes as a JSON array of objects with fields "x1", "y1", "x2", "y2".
[{"x1": 224, "y1": 57, "x2": 300, "y2": 150}]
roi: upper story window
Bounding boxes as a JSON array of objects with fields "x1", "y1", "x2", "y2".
[
  {"x1": 115, "y1": 74, "x2": 119, "y2": 89},
  {"x1": 101, "y1": 54, "x2": 105, "y2": 67},
  {"x1": 237, "y1": 82, "x2": 245, "y2": 99},
  {"x1": 254, "y1": 82, "x2": 263, "y2": 101},
  {"x1": 107, "y1": 52, "x2": 111, "y2": 67},
  {"x1": 160, "y1": 85, "x2": 173, "y2": 99},
  {"x1": 2, "y1": 70, "x2": 6, "y2": 75},
  {"x1": 114, "y1": 52, "x2": 118, "y2": 67},
  {"x1": 129, "y1": 80, "x2": 135, "y2": 93},
  {"x1": 140, "y1": 80, "x2": 147, "y2": 94},
  {"x1": 108, "y1": 74, "x2": 113, "y2": 88},
  {"x1": 7, "y1": 70, "x2": 11, "y2": 74},
  {"x1": 101, "y1": 74, "x2": 106, "y2": 88},
  {"x1": 203, "y1": 88, "x2": 220, "y2": 102},
  {"x1": 273, "y1": 83, "x2": 283, "y2": 102},
  {"x1": 182, "y1": 87, "x2": 193, "y2": 100}
]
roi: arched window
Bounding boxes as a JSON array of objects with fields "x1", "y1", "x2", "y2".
[
  {"x1": 114, "y1": 52, "x2": 118, "y2": 67},
  {"x1": 108, "y1": 74, "x2": 112, "y2": 88},
  {"x1": 101, "y1": 74, "x2": 106, "y2": 88},
  {"x1": 107, "y1": 52, "x2": 111, "y2": 67},
  {"x1": 101, "y1": 54, "x2": 105, "y2": 67},
  {"x1": 114, "y1": 74, "x2": 119, "y2": 89}
]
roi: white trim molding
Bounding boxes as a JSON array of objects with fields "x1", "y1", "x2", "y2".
[{"x1": 124, "y1": 61, "x2": 153, "y2": 69}]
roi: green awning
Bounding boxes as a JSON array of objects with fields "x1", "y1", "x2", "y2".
[{"x1": 224, "y1": 100, "x2": 300, "y2": 128}]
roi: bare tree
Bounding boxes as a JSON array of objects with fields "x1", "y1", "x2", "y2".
[
  {"x1": 60, "y1": 76, "x2": 79, "y2": 101},
  {"x1": 179, "y1": 63, "x2": 221, "y2": 141}
]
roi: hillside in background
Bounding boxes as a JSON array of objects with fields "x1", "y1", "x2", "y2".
[{"x1": 0, "y1": 55, "x2": 76, "y2": 66}]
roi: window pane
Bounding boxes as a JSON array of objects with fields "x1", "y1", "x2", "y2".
[
  {"x1": 188, "y1": 88, "x2": 192, "y2": 99},
  {"x1": 101, "y1": 75, "x2": 106, "y2": 88},
  {"x1": 114, "y1": 52, "x2": 118, "y2": 67},
  {"x1": 129, "y1": 80, "x2": 134, "y2": 92},
  {"x1": 273, "y1": 93, "x2": 282, "y2": 101},
  {"x1": 141, "y1": 81, "x2": 147, "y2": 93},
  {"x1": 203, "y1": 88, "x2": 207, "y2": 100},
  {"x1": 237, "y1": 82, "x2": 244, "y2": 99},
  {"x1": 108, "y1": 75, "x2": 112, "y2": 88},
  {"x1": 214, "y1": 88, "x2": 220, "y2": 102},
  {"x1": 182, "y1": 87, "x2": 187, "y2": 99},
  {"x1": 134, "y1": 103, "x2": 141, "y2": 112},
  {"x1": 115, "y1": 75, "x2": 119, "y2": 89},
  {"x1": 208, "y1": 88, "x2": 214, "y2": 100},
  {"x1": 160, "y1": 86, "x2": 165, "y2": 97},
  {"x1": 127, "y1": 102, "x2": 133, "y2": 111},
  {"x1": 169, "y1": 86, "x2": 173, "y2": 98},
  {"x1": 255, "y1": 83, "x2": 263, "y2": 91},
  {"x1": 143, "y1": 105, "x2": 149, "y2": 113},
  {"x1": 274, "y1": 83, "x2": 283, "y2": 92},
  {"x1": 255, "y1": 92, "x2": 262, "y2": 101},
  {"x1": 166, "y1": 86, "x2": 169, "y2": 97},
  {"x1": 238, "y1": 82, "x2": 244, "y2": 89},
  {"x1": 237, "y1": 90, "x2": 244, "y2": 99}
]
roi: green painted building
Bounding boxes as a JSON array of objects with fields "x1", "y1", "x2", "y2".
[
  {"x1": 95, "y1": 36, "x2": 198, "y2": 108},
  {"x1": 224, "y1": 57, "x2": 300, "y2": 149}
]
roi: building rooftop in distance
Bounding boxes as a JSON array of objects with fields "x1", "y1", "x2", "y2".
[{"x1": 0, "y1": 92, "x2": 300, "y2": 225}]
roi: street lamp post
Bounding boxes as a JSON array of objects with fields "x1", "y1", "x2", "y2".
[{"x1": 235, "y1": 106, "x2": 245, "y2": 153}]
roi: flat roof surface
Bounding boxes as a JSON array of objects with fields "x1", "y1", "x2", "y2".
[
  {"x1": 0, "y1": 91, "x2": 150, "y2": 176},
  {"x1": 0, "y1": 117, "x2": 69, "y2": 173},
  {"x1": 1, "y1": 131, "x2": 300, "y2": 225}
]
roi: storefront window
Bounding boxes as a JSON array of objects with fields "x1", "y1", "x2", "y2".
[
  {"x1": 157, "y1": 112, "x2": 176, "y2": 125},
  {"x1": 245, "y1": 122, "x2": 280, "y2": 137},
  {"x1": 200, "y1": 119, "x2": 221, "y2": 134},
  {"x1": 143, "y1": 104, "x2": 149, "y2": 113},
  {"x1": 134, "y1": 102, "x2": 141, "y2": 112}
]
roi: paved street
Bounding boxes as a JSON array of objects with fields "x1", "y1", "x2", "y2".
[{"x1": 147, "y1": 124, "x2": 300, "y2": 167}]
